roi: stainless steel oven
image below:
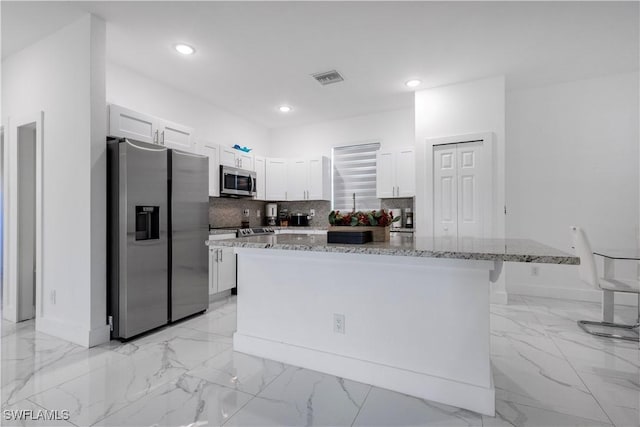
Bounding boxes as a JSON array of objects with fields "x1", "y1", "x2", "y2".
[{"x1": 220, "y1": 165, "x2": 256, "y2": 197}]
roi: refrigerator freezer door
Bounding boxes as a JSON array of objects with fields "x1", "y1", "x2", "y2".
[
  {"x1": 114, "y1": 139, "x2": 169, "y2": 339},
  {"x1": 170, "y1": 150, "x2": 209, "y2": 321}
]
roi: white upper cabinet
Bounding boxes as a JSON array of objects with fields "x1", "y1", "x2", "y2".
[
  {"x1": 158, "y1": 119, "x2": 195, "y2": 151},
  {"x1": 376, "y1": 151, "x2": 396, "y2": 198},
  {"x1": 109, "y1": 105, "x2": 157, "y2": 144},
  {"x1": 396, "y1": 148, "x2": 415, "y2": 197},
  {"x1": 287, "y1": 159, "x2": 308, "y2": 200},
  {"x1": 307, "y1": 157, "x2": 331, "y2": 200},
  {"x1": 266, "y1": 158, "x2": 288, "y2": 200},
  {"x1": 253, "y1": 156, "x2": 266, "y2": 201},
  {"x1": 200, "y1": 142, "x2": 220, "y2": 197},
  {"x1": 109, "y1": 104, "x2": 195, "y2": 152},
  {"x1": 376, "y1": 147, "x2": 415, "y2": 198},
  {"x1": 220, "y1": 146, "x2": 254, "y2": 170},
  {"x1": 283, "y1": 156, "x2": 331, "y2": 201}
]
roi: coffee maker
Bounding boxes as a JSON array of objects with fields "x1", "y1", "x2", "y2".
[
  {"x1": 266, "y1": 203, "x2": 278, "y2": 226},
  {"x1": 405, "y1": 208, "x2": 413, "y2": 228}
]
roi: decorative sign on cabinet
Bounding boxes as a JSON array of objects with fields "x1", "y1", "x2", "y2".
[{"x1": 376, "y1": 147, "x2": 415, "y2": 198}]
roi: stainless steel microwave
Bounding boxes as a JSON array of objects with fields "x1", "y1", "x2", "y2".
[{"x1": 220, "y1": 165, "x2": 256, "y2": 197}]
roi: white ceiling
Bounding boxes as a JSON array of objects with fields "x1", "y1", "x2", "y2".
[{"x1": 2, "y1": 1, "x2": 638, "y2": 129}]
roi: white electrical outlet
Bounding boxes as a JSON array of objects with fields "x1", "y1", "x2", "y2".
[
  {"x1": 243, "y1": 209, "x2": 250, "y2": 217},
  {"x1": 310, "y1": 209, "x2": 315, "y2": 217},
  {"x1": 531, "y1": 266, "x2": 539, "y2": 276},
  {"x1": 333, "y1": 313, "x2": 345, "y2": 334}
]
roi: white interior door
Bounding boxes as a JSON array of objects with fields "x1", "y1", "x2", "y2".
[
  {"x1": 433, "y1": 145, "x2": 458, "y2": 238},
  {"x1": 433, "y1": 141, "x2": 489, "y2": 239}
]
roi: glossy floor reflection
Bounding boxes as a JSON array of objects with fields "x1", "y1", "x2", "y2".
[{"x1": 1, "y1": 295, "x2": 638, "y2": 426}]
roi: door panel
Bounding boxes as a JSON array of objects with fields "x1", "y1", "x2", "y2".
[
  {"x1": 376, "y1": 151, "x2": 395, "y2": 198},
  {"x1": 457, "y1": 141, "x2": 483, "y2": 238},
  {"x1": 161, "y1": 121, "x2": 194, "y2": 151},
  {"x1": 287, "y1": 159, "x2": 308, "y2": 200},
  {"x1": 109, "y1": 105, "x2": 156, "y2": 144},
  {"x1": 122, "y1": 140, "x2": 168, "y2": 338},
  {"x1": 266, "y1": 158, "x2": 287, "y2": 200},
  {"x1": 217, "y1": 247, "x2": 237, "y2": 292},
  {"x1": 396, "y1": 148, "x2": 415, "y2": 197},
  {"x1": 170, "y1": 150, "x2": 209, "y2": 321},
  {"x1": 433, "y1": 145, "x2": 457, "y2": 238}
]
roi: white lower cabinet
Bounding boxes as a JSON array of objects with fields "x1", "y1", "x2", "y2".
[{"x1": 208, "y1": 245, "x2": 237, "y2": 295}]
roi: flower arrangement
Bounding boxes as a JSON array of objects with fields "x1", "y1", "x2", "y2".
[{"x1": 328, "y1": 209, "x2": 400, "y2": 227}]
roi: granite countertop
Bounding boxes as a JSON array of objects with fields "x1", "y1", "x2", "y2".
[{"x1": 207, "y1": 233, "x2": 579, "y2": 264}]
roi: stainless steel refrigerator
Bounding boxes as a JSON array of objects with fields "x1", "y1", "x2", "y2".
[{"x1": 107, "y1": 137, "x2": 208, "y2": 340}]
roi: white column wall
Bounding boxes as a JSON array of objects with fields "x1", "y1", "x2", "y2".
[
  {"x1": 414, "y1": 76, "x2": 506, "y2": 302},
  {"x1": 1, "y1": 15, "x2": 109, "y2": 346},
  {"x1": 505, "y1": 72, "x2": 639, "y2": 303}
]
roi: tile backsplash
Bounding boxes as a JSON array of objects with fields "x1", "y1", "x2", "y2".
[
  {"x1": 209, "y1": 198, "x2": 266, "y2": 228},
  {"x1": 209, "y1": 198, "x2": 332, "y2": 228},
  {"x1": 209, "y1": 197, "x2": 413, "y2": 228}
]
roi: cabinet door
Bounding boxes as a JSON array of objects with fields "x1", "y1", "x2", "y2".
[
  {"x1": 220, "y1": 146, "x2": 238, "y2": 167},
  {"x1": 376, "y1": 151, "x2": 396, "y2": 198},
  {"x1": 287, "y1": 159, "x2": 308, "y2": 201},
  {"x1": 266, "y1": 158, "x2": 288, "y2": 200},
  {"x1": 217, "y1": 247, "x2": 237, "y2": 292},
  {"x1": 396, "y1": 148, "x2": 415, "y2": 197},
  {"x1": 159, "y1": 120, "x2": 195, "y2": 152},
  {"x1": 201, "y1": 143, "x2": 220, "y2": 197},
  {"x1": 433, "y1": 145, "x2": 458, "y2": 238},
  {"x1": 209, "y1": 248, "x2": 218, "y2": 295},
  {"x1": 238, "y1": 153, "x2": 254, "y2": 171},
  {"x1": 109, "y1": 104, "x2": 157, "y2": 144},
  {"x1": 253, "y1": 156, "x2": 266, "y2": 201},
  {"x1": 307, "y1": 157, "x2": 330, "y2": 200}
]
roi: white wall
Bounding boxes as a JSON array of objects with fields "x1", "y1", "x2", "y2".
[
  {"x1": 414, "y1": 76, "x2": 506, "y2": 239},
  {"x1": 269, "y1": 108, "x2": 414, "y2": 158},
  {"x1": 414, "y1": 76, "x2": 506, "y2": 303},
  {"x1": 2, "y1": 15, "x2": 109, "y2": 346},
  {"x1": 106, "y1": 63, "x2": 270, "y2": 155},
  {"x1": 505, "y1": 72, "x2": 639, "y2": 302}
]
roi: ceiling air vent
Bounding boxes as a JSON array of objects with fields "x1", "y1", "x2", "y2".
[{"x1": 312, "y1": 70, "x2": 344, "y2": 86}]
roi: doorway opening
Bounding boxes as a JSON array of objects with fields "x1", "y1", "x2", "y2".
[
  {"x1": 17, "y1": 123, "x2": 37, "y2": 321},
  {"x1": 3, "y1": 112, "x2": 43, "y2": 324}
]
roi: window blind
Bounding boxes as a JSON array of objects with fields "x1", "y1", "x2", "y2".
[{"x1": 332, "y1": 142, "x2": 381, "y2": 211}]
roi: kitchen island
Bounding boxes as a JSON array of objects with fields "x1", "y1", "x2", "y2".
[{"x1": 212, "y1": 233, "x2": 578, "y2": 416}]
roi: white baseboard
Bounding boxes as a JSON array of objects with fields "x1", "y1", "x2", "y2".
[
  {"x1": 234, "y1": 333, "x2": 495, "y2": 416},
  {"x1": 508, "y1": 284, "x2": 638, "y2": 306},
  {"x1": 36, "y1": 316, "x2": 110, "y2": 348}
]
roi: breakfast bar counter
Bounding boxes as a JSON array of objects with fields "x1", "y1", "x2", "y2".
[{"x1": 219, "y1": 233, "x2": 577, "y2": 416}]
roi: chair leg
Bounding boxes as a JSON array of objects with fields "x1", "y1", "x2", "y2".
[
  {"x1": 577, "y1": 320, "x2": 639, "y2": 342},
  {"x1": 577, "y1": 290, "x2": 639, "y2": 342},
  {"x1": 602, "y1": 290, "x2": 614, "y2": 323}
]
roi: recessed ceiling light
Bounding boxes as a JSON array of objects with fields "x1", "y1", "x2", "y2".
[
  {"x1": 279, "y1": 105, "x2": 292, "y2": 113},
  {"x1": 174, "y1": 43, "x2": 195, "y2": 55},
  {"x1": 405, "y1": 79, "x2": 422, "y2": 88}
]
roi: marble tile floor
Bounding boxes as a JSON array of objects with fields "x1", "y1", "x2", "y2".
[{"x1": 0, "y1": 295, "x2": 638, "y2": 427}]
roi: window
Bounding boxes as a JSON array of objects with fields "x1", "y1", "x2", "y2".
[{"x1": 332, "y1": 142, "x2": 380, "y2": 211}]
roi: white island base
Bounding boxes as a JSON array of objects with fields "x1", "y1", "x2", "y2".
[{"x1": 233, "y1": 248, "x2": 497, "y2": 416}]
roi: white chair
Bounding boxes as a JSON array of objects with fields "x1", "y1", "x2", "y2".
[{"x1": 570, "y1": 226, "x2": 639, "y2": 342}]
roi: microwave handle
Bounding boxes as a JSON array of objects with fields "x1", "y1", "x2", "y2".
[{"x1": 251, "y1": 176, "x2": 256, "y2": 193}]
